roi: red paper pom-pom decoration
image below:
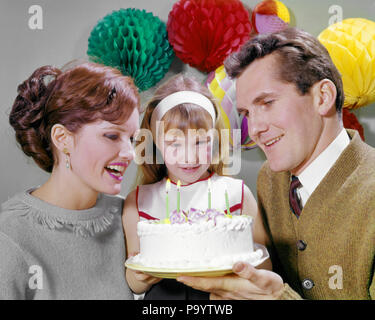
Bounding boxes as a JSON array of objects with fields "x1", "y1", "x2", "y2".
[
  {"x1": 342, "y1": 108, "x2": 365, "y2": 141},
  {"x1": 167, "y1": 0, "x2": 252, "y2": 73}
]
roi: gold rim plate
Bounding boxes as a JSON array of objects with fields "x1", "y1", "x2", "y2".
[{"x1": 125, "y1": 244, "x2": 269, "y2": 279}]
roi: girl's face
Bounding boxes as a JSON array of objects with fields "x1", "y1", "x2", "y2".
[
  {"x1": 69, "y1": 108, "x2": 139, "y2": 195},
  {"x1": 161, "y1": 128, "x2": 212, "y2": 185}
]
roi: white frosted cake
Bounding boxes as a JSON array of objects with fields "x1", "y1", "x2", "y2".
[{"x1": 131, "y1": 209, "x2": 264, "y2": 269}]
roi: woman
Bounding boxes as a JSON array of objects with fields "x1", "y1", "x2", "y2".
[{"x1": 0, "y1": 62, "x2": 140, "y2": 299}]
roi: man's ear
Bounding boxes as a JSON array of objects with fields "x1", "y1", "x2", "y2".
[
  {"x1": 313, "y1": 79, "x2": 338, "y2": 117},
  {"x1": 50, "y1": 124, "x2": 74, "y2": 153}
]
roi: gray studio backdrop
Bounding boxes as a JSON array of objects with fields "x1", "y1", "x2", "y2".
[{"x1": 1, "y1": 0, "x2": 375, "y2": 204}]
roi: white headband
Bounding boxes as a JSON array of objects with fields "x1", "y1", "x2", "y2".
[{"x1": 150, "y1": 91, "x2": 216, "y2": 134}]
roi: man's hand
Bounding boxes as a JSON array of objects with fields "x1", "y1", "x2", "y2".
[{"x1": 177, "y1": 262, "x2": 284, "y2": 300}]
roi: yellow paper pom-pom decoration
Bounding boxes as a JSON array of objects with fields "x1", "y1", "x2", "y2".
[
  {"x1": 206, "y1": 65, "x2": 257, "y2": 150},
  {"x1": 318, "y1": 18, "x2": 375, "y2": 109},
  {"x1": 274, "y1": 0, "x2": 290, "y2": 23}
]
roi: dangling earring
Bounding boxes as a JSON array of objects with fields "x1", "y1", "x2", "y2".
[{"x1": 63, "y1": 147, "x2": 70, "y2": 169}]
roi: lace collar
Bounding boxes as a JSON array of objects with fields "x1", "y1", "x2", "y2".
[{"x1": 2, "y1": 189, "x2": 119, "y2": 238}]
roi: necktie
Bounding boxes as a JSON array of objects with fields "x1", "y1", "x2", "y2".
[{"x1": 289, "y1": 176, "x2": 302, "y2": 217}]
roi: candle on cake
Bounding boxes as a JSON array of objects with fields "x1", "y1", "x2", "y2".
[
  {"x1": 177, "y1": 180, "x2": 181, "y2": 212},
  {"x1": 166, "y1": 178, "x2": 171, "y2": 219},
  {"x1": 208, "y1": 178, "x2": 212, "y2": 209},
  {"x1": 225, "y1": 189, "x2": 230, "y2": 215}
]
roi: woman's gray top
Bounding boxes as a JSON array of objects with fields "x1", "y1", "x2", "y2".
[{"x1": 0, "y1": 189, "x2": 133, "y2": 300}]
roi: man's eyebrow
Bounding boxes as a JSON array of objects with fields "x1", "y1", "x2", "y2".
[
  {"x1": 253, "y1": 92, "x2": 278, "y2": 104},
  {"x1": 237, "y1": 92, "x2": 279, "y2": 111}
]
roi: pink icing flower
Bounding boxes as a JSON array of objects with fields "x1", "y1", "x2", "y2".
[
  {"x1": 169, "y1": 210, "x2": 187, "y2": 224},
  {"x1": 187, "y1": 208, "x2": 207, "y2": 224},
  {"x1": 206, "y1": 209, "x2": 225, "y2": 224}
]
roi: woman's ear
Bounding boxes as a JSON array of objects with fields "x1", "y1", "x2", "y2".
[
  {"x1": 313, "y1": 79, "x2": 338, "y2": 117},
  {"x1": 50, "y1": 124, "x2": 74, "y2": 153}
]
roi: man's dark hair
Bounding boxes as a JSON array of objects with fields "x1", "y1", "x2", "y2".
[{"x1": 224, "y1": 27, "x2": 344, "y2": 113}]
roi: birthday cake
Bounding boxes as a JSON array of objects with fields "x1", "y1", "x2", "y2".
[{"x1": 131, "y1": 209, "x2": 265, "y2": 269}]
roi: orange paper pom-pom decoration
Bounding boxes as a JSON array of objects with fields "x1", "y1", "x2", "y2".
[
  {"x1": 167, "y1": 0, "x2": 252, "y2": 73},
  {"x1": 252, "y1": 0, "x2": 290, "y2": 34}
]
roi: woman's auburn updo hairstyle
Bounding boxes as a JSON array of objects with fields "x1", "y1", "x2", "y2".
[
  {"x1": 137, "y1": 74, "x2": 226, "y2": 185},
  {"x1": 9, "y1": 62, "x2": 140, "y2": 173}
]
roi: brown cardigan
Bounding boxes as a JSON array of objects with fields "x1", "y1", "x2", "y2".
[{"x1": 257, "y1": 130, "x2": 375, "y2": 299}]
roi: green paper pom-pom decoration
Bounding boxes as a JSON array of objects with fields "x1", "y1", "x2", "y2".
[{"x1": 87, "y1": 8, "x2": 174, "y2": 91}]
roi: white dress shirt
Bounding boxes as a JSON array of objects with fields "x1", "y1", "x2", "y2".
[{"x1": 296, "y1": 128, "x2": 350, "y2": 207}]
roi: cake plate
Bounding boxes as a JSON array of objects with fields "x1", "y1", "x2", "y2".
[{"x1": 125, "y1": 244, "x2": 269, "y2": 279}]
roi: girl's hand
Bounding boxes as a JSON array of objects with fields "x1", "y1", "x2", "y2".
[
  {"x1": 127, "y1": 252, "x2": 162, "y2": 286},
  {"x1": 133, "y1": 270, "x2": 162, "y2": 285}
]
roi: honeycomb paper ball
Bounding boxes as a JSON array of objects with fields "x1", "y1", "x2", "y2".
[
  {"x1": 167, "y1": 0, "x2": 252, "y2": 73},
  {"x1": 318, "y1": 18, "x2": 375, "y2": 109},
  {"x1": 206, "y1": 65, "x2": 256, "y2": 150},
  {"x1": 87, "y1": 8, "x2": 174, "y2": 91},
  {"x1": 252, "y1": 0, "x2": 290, "y2": 34},
  {"x1": 342, "y1": 109, "x2": 365, "y2": 141}
]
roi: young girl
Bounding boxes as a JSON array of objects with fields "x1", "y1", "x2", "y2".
[{"x1": 123, "y1": 74, "x2": 270, "y2": 300}]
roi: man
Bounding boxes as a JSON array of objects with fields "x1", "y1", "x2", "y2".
[{"x1": 178, "y1": 28, "x2": 375, "y2": 299}]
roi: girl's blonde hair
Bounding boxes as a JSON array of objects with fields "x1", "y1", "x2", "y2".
[{"x1": 136, "y1": 74, "x2": 227, "y2": 186}]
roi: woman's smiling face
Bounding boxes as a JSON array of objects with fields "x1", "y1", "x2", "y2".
[{"x1": 68, "y1": 108, "x2": 139, "y2": 195}]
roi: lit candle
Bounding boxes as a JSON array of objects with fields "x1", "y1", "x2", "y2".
[
  {"x1": 208, "y1": 178, "x2": 212, "y2": 209},
  {"x1": 177, "y1": 180, "x2": 181, "y2": 212},
  {"x1": 225, "y1": 189, "x2": 230, "y2": 215},
  {"x1": 166, "y1": 179, "x2": 171, "y2": 219}
]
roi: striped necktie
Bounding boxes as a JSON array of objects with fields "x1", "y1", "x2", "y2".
[{"x1": 289, "y1": 175, "x2": 302, "y2": 217}]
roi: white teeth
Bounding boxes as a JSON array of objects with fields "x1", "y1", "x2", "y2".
[
  {"x1": 106, "y1": 165, "x2": 125, "y2": 174},
  {"x1": 265, "y1": 136, "x2": 282, "y2": 146}
]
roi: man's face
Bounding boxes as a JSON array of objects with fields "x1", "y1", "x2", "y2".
[{"x1": 236, "y1": 54, "x2": 324, "y2": 175}]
